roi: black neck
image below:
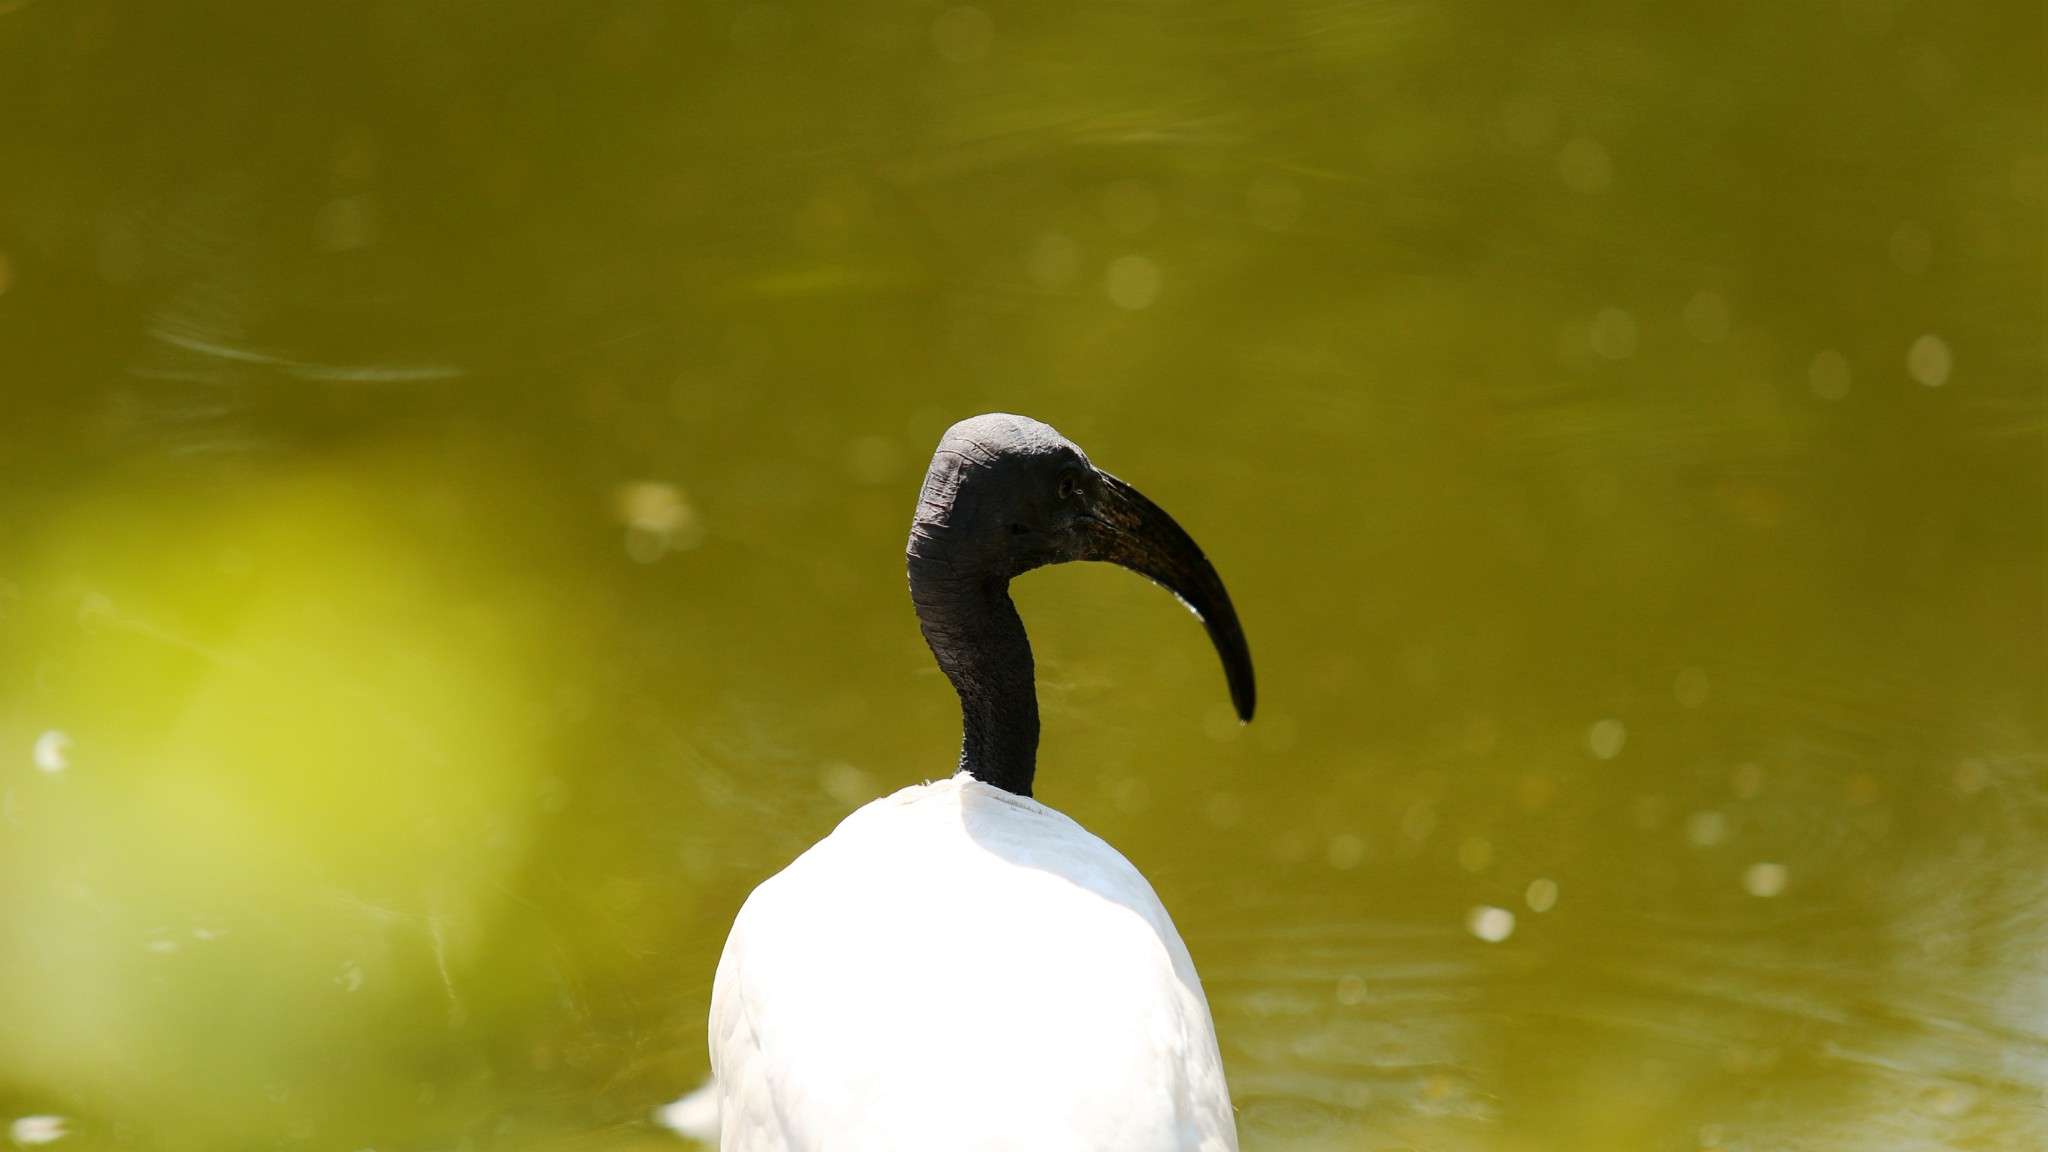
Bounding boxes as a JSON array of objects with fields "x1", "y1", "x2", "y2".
[{"x1": 908, "y1": 561, "x2": 1039, "y2": 796}]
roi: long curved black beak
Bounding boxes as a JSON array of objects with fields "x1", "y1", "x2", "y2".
[{"x1": 1073, "y1": 472, "x2": 1256, "y2": 723}]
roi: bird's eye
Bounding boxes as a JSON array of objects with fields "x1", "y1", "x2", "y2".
[
  {"x1": 1056, "y1": 474, "x2": 1076, "y2": 500},
  {"x1": 1010, "y1": 523, "x2": 1030, "y2": 535}
]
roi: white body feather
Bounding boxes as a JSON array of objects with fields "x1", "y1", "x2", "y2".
[{"x1": 704, "y1": 775, "x2": 1237, "y2": 1152}]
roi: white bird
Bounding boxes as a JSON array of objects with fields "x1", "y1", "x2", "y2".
[{"x1": 676, "y1": 413, "x2": 1256, "y2": 1152}]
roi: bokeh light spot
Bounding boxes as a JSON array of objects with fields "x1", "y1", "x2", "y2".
[
  {"x1": 1587, "y1": 718, "x2": 1626, "y2": 760},
  {"x1": 312, "y1": 195, "x2": 380, "y2": 252},
  {"x1": 1457, "y1": 836, "x2": 1491, "y2": 873},
  {"x1": 1589, "y1": 308, "x2": 1637, "y2": 360},
  {"x1": 1326, "y1": 833, "x2": 1366, "y2": 870},
  {"x1": 31, "y1": 730, "x2": 69, "y2": 774},
  {"x1": 1688, "y1": 809, "x2": 1729, "y2": 846},
  {"x1": 8, "y1": 1116, "x2": 65, "y2": 1147},
  {"x1": 1467, "y1": 905, "x2": 1515, "y2": 942},
  {"x1": 1025, "y1": 232, "x2": 1080, "y2": 288},
  {"x1": 819, "y1": 761, "x2": 875, "y2": 809},
  {"x1": 1744, "y1": 862, "x2": 1788, "y2": 897},
  {"x1": 1105, "y1": 255, "x2": 1162, "y2": 310},
  {"x1": 1205, "y1": 791, "x2": 1243, "y2": 829},
  {"x1": 1111, "y1": 775, "x2": 1150, "y2": 815},
  {"x1": 1907, "y1": 334, "x2": 1951, "y2": 386},
  {"x1": 1730, "y1": 762, "x2": 1764, "y2": 799},
  {"x1": 614, "y1": 481, "x2": 703, "y2": 562},
  {"x1": 1674, "y1": 666, "x2": 1710, "y2": 707},
  {"x1": 1955, "y1": 759, "x2": 1989, "y2": 797},
  {"x1": 1809, "y1": 349, "x2": 1852, "y2": 400},
  {"x1": 1401, "y1": 802, "x2": 1436, "y2": 841}
]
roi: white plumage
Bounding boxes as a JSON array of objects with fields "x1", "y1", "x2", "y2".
[{"x1": 701, "y1": 774, "x2": 1236, "y2": 1152}]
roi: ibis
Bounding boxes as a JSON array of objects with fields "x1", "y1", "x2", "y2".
[{"x1": 681, "y1": 413, "x2": 1255, "y2": 1151}]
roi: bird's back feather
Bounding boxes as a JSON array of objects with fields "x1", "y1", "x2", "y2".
[{"x1": 707, "y1": 775, "x2": 1236, "y2": 1152}]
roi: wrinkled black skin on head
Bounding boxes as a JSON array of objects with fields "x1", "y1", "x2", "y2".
[{"x1": 906, "y1": 413, "x2": 1255, "y2": 797}]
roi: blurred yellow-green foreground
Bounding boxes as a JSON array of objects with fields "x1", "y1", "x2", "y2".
[{"x1": 0, "y1": 3, "x2": 2041, "y2": 1149}]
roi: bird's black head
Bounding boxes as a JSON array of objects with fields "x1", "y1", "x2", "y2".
[
  {"x1": 907, "y1": 414, "x2": 1255, "y2": 774},
  {"x1": 909, "y1": 413, "x2": 1104, "y2": 580}
]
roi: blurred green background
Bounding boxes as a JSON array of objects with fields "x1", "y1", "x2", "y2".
[{"x1": 0, "y1": 2, "x2": 2041, "y2": 1149}]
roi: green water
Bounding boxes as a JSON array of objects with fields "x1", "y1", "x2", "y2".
[{"x1": 0, "y1": 2, "x2": 2041, "y2": 1149}]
